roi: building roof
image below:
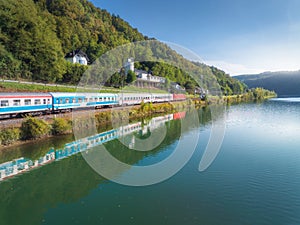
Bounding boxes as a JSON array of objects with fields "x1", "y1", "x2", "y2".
[{"x1": 65, "y1": 49, "x2": 90, "y2": 62}]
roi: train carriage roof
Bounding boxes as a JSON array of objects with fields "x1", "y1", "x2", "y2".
[
  {"x1": 0, "y1": 93, "x2": 52, "y2": 98},
  {"x1": 49, "y1": 92, "x2": 118, "y2": 98}
]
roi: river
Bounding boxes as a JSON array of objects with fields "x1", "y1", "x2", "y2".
[{"x1": 0, "y1": 99, "x2": 300, "y2": 225}]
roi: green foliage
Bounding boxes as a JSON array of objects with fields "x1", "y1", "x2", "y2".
[
  {"x1": 105, "y1": 71, "x2": 123, "y2": 88},
  {"x1": 135, "y1": 61, "x2": 190, "y2": 86},
  {"x1": 210, "y1": 66, "x2": 247, "y2": 95},
  {"x1": 0, "y1": 128, "x2": 20, "y2": 145},
  {"x1": 52, "y1": 118, "x2": 72, "y2": 135},
  {"x1": 0, "y1": 81, "x2": 77, "y2": 92},
  {"x1": 184, "y1": 81, "x2": 196, "y2": 94},
  {"x1": 20, "y1": 117, "x2": 50, "y2": 140},
  {"x1": 134, "y1": 61, "x2": 247, "y2": 95},
  {"x1": 0, "y1": 0, "x2": 247, "y2": 95},
  {"x1": 251, "y1": 87, "x2": 277, "y2": 100},
  {"x1": 62, "y1": 62, "x2": 87, "y2": 84},
  {"x1": 126, "y1": 70, "x2": 136, "y2": 84},
  {"x1": 240, "y1": 88, "x2": 276, "y2": 101},
  {"x1": 0, "y1": 44, "x2": 21, "y2": 79},
  {"x1": 0, "y1": 0, "x2": 145, "y2": 83}
]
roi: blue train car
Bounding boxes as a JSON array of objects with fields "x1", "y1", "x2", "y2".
[
  {"x1": 50, "y1": 92, "x2": 119, "y2": 111},
  {"x1": 0, "y1": 93, "x2": 52, "y2": 117},
  {"x1": 55, "y1": 140, "x2": 87, "y2": 160}
]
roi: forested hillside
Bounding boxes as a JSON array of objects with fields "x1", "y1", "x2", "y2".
[
  {"x1": 235, "y1": 71, "x2": 300, "y2": 97},
  {"x1": 0, "y1": 0, "x2": 246, "y2": 95},
  {"x1": 0, "y1": 0, "x2": 144, "y2": 82}
]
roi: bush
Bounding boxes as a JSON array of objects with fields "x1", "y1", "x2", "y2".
[
  {"x1": 52, "y1": 118, "x2": 72, "y2": 135},
  {"x1": 0, "y1": 128, "x2": 20, "y2": 145},
  {"x1": 20, "y1": 117, "x2": 50, "y2": 140}
]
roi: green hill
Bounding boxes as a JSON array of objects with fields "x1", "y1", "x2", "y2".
[
  {"x1": 0, "y1": 0, "x2": 246, "y2": 95},
  {"x1": 235, "y1": 71, "x2": 300, "y2": 97}
]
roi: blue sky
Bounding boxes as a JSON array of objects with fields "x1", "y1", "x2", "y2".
[{"x1": 91, "y1": 0, "x2": 300, "y2": 75}]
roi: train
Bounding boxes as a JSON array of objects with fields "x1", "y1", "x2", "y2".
[{"x1": 0, "y1": 92, "x2": 186, "y2": 118}]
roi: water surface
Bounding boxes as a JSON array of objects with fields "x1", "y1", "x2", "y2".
[{"x1": 1, "y1": 100, "x2": 300, "y2": 225}]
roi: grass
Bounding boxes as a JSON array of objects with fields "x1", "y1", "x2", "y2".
[
  {"x1": 0, "y1": 81, "x2": 169, "y2": 94},
  {"x1": 0, "y1": 81, "x2": 76, "y2": 92}
]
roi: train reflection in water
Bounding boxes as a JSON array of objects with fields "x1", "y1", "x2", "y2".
[{"x1": 0, "y1": 112, "x2": 185, "y2": 182}]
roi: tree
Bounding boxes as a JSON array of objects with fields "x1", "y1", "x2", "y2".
[
  {"x1": 20, "y1": 117, "x2": 50, "y2": 140},
  {"x1": 126, "y1": 70, "x2": 136, "y2": 84},
  {"x1": 62, "y1": 62, "x2": 87, "y2": 84},
  {"x1": 184, "y1": 81, "x2": 195, "y2": 94},
  {"x1": 164, "y1": 77, "x2": 171, "y2": 91}
]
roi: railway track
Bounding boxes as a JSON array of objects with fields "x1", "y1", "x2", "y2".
[{"x1": 0, "y1": 104, "x2": 140, "y2": 128}]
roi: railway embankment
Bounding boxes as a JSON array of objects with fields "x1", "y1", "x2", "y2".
[{"x1": 0, "y1": 100, "x2": 200, "y2": 148}]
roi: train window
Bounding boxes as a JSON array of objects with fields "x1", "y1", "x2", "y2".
[
  {"x1": 94, "y1": 98, "x2": 98, "y2": 101},
  {"x1": 89, "y1": 98, "x2": 93, "y2": 102},
  {"x1": 99, "y1": 97, "x2": 102, "y2": 101},
  {"x1": 0, "y1": 100, "x2": 9, "y2": 107},
  {"x1": 60, "y1": 99, "x2": 63, "y2": 104},
  {"x1": 72, "y1": 99, "x2": 76, "y2": 103},
  {"x1": 24, "y1": 99, "x2": 31, "y2": 105},
  {"x1": 78, "y1": 98, "x2": 83, "y2": 103},
  {"x1": 13, "y1": 100, "x2": 21, "y2": 106},
  {"x1": 47, "y1": 99, "x2": 50, "y2": 104},
  {"x1": 65, "y1": 98, "x2": 69, "y2": 103},
  {"x1": 104, "y1": 97, "x2": 107, "y2": 101},
  {"x1": 34, "y1": 99, "x2": 41, "y2": 105},
  {"x1": 84, "y1": 98, "x2": 88, "y2": 102},
  {"x1": 43, "y1": 99, "x2": 46, "y2": 104}
]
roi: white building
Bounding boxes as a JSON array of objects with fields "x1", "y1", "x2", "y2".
[
  {"x1": 65, "y1": 49, "x2": 89, "y2": 65},
  {"x1": 135, "y1": 70, "x2": 166, "y2": 88},
  {"x1": 124, "y1": 58, "x2": 135, "y2": 74},
  {"x1": 123, "y1": 58, "x2": 166, "y2": 88}
]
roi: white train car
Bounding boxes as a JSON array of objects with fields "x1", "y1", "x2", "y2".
[
  {"x1": 119, "y1": 93, "x2": 152, "y2": 106},
  {"x1": 119, "y1": 93, "x2": 173, "y2": 106},
  {"x1": 151, "y1": 93, "x2": 173, "y2": 103},
  {"x1": 0, "y1": 92, "x2": 52, "y2": 118}
]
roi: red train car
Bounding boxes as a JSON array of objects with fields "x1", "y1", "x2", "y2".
[{"x1": 172, "y1": 94, "x2": 186, "y2": 101}]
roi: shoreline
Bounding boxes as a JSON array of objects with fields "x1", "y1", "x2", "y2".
[
  {"x1": 0, "y1": 92, "x2": 275, "y2": 149},
  {"x1": 0, "y1": 100, "x2": 198, "y2": 149}
]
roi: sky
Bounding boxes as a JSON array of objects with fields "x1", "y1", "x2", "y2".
[{"x1": 91, "y1": 0, "x2": 300, "y2": 75}]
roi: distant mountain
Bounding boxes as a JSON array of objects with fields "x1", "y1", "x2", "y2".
[{"x1": 235, "y1": 71, "x2": 300, "y2": 97}]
